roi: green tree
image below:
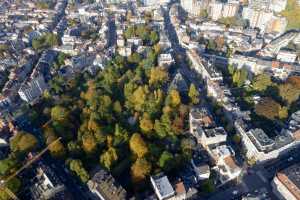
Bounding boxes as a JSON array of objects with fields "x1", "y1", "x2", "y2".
[
  {"x1": 113, "y1": 101, "x2": 122, "y2": 114},
  {"x1": 232, "y1": 134, "x2": 241, "y2": 145},
  {"x1": 10, "y1": 132, "x2": 38, "y2": 154},
  {"x1": 129, "y1": 133, "x2": 149, "y2": 158},
  {"x1": 158, "y1": 151, "x2": 174, "y2": 171},
  {"x1": 68, "y1": 141, "x2": 82, "y2": 157},
  {"x1": 154, "y1": 119, "x2": 168, "y2": 138},
  {"x1": 188, "y1": 83, "x2": 200, "y2": 105},
  {"x1": 149, "y1": 31, "x2": 159, "y2": 44},
  {"x1": 51, "y1": 106, "x2": 69, "y2": 122},
  {"x1": 69, "y1": 159, "x2": 90, "y2": 183},
  {"x1": 100, "y1": 147, "x2": 118, "y2": 170},
  {"x1": 0, "y1": 158, "x2": 17, "y2": 176},
  {"x1": 128, "y1": 53, "x2": 142, "y2": 64},
  {"x1": 0, "y1": 177, "x2": 21, "y2": 200},
  {"x1": 233, "y1": 68, "x2": 248, "y2": 87},
  {"x1": 202, "y1": 179, "x2": 215, "y2": 193},
  {"x1": 228, "y1": 64, "x2": 234, "y2": 75},
  {"x1": 32, "y1": 33, "x2": 59, "y2": 50}
]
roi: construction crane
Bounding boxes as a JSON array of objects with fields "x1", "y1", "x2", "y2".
[{"x1": 0, "y1": 137, "x2": 62, "y2": 200}]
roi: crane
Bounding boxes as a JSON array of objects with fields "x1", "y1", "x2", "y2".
[{"x1": 0, "y1": 137, "x2": 62, "y2": 200}]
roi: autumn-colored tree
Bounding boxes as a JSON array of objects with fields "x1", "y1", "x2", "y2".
[
  {"x1": 166, "y1": 89, "x2": 181, "y2": 107},
  {"x1": 139, "y1": 113, "x2": 154, "y2": 134},
  {"x1": 131, "y1": 158, "x2": 151, "y2": 183},
  {"x1": 287, "y1": 76, "x2": 300, "y2": 88},
  {"x1": 279, "y1": 106, "x2": 288, "y2": 120},
  {"x1": 149, "y1": 67, "x2": 168, "y2": 86},
  {"x1": 252, "y1": 74, "x2": 272, "y2": 91},
  {"x1": 279, "y1": 83, "x2": 300, "y2": 104},
  {"x1": 100, "y1": 147, "x2": 118, "y2": 170},
  {"x1": 129, "y1": 86, "x2": 149, "y2": 111},
  {"x1": 188, "y1": 83, "x2": 200, "y2": 105},
  {"x1": 255, "y1": 97, "x2": 281, "y2": 120},
  {"x1": 82, "y1": 133, "x2": 97, "y2": 154},
  {"x1": 129, "y1": 133, "x2": 149, "y2": 158}
]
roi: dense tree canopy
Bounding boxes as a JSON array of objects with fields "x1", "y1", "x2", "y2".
[
  {"x1": 255, "y1": 97, "x2": 281, "y2": 120},
  {"x1": 32, "y1": 33, "x2": 59, "y2": 51},
  {"x1": 10, "y1": 132, "x2": 38, "y2": 155}
]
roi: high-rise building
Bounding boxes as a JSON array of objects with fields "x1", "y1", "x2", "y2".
[
  {"x1": 180, "y1": 0, "x2": 202, "y2": 16},
  {"x1": 271, "y1": 0, "x2": 287, "y2": 12},
  {"x1": 222, "y1": 2, "x2": 239, "y2": 18},
  {"x1": 242, "y1": 7, "x2": 273, "y2": 32},
  {"x1": 209, "y1": 2, "x2": 223, "y2": 20},
  {"x1": 265, "y1": 16, "x2": 287, "y2": 34}
]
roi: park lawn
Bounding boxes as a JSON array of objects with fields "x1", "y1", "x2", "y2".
[{"x1": 281, "y1": 0, "x2": 300, "y2": 30}]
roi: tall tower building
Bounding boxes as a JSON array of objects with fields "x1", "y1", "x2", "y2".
[{"x1": 180, "y1": 0, "x2": 202, "y2": 16}]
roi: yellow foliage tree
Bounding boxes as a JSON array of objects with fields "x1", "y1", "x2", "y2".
[
  {"x1": 149, "y1": 67, "x2": 168, "y2": 86},
  {"x1": 129, "y1": 133, "x2": 149, "y2": 158},
  {"x1": 131, "y1": 158, "x2": 151, "y2": 183},
  {"x1": 139, "y1": 113, "x2": 154, "y2": 134}
]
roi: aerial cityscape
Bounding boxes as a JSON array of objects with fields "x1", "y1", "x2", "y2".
[{"x1": 0, "y1": 0, "x2": 300, "y2": 200}]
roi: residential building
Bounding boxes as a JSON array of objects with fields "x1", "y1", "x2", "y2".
[
  {"x1": 265, "y1": 16, "x2": 287, "y2": 35},
  {"x1": 235, "y1": 120, "x2": 300, "y2": 163},
  {"x1": 158, "y1": 53, "x2": 175, "y2": 67},
  {"x1": 151, "y1": 174, "x2": 175, "y2": 200},
  {"x1": 242, "y1": 7, "x2": 274, "y2": 32},
  {"x1": 30, "y1": 163, "x2": 66, "y2": 200},
  {"x1": 87, "y1": 169, "x2": 127, "y2": 200},
  {"x1": 277, "y1": 50, "x2": 298, "y2": 63},
  {"x1": 191, "y1": 161, "x2": 210, "y2": 181},
  {"x1": 208, "y1": 145, "x2": 242, "y2": 184},
  {"x1": 18, "y1": 75, "x2": 48, "y2": 103},
  {"x1": 272, "y1": 164, "x2": 300, "y2": 200},
  {"x1": 270, "y1": 0, "x2": 287, "y2": 12},
  {"x1": 180, "y1": 0, "x2": 202, "y2": 16}
]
